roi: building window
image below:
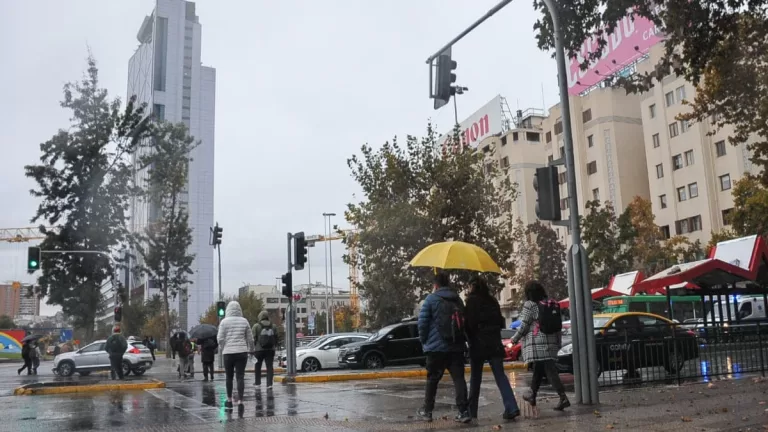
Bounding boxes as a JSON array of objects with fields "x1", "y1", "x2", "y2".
[
  {"x1": 669, "y1": 122, "x2": 679, "y2": 138},
  {"x1": 560, "y1": 198, "x2": 569, "y2": 210},
  {"x1": 526, "y1": 132, "x2": 541, "y2": 142},
  {"x1": 684, "y1": 150, "x2": 695, "y2": 166},
  {"x1": 153, "y1": 17, "x2": 169, "y2": 91},
  {"x1": 587, "y1": 135, "x2": 594, "y2": 148},
  {"x1": 656, "y1": 163, "x2": 664, "y2": 179},
  {"x1": 665, "y1": 91, "x2": 675, "y2": 107},
  {"x1": 501, "y1": 136, "x2": 508, "y2": 145},
  {"x1": 649, "y1": 104, "x2": 656, "y2": 119},
  {"x1": 720, "y1": 174, "x2": 732, "y2": 191},
  {"x1": 546, "y1": 131, "x2": 552, "y2": 143},
  {"x1": 554, "y1": 122, "x2": 563, "y2": 135},
  {"x1": 559, "y1": 146, "x2": 565, "y2": 157},
  {"x1": 586, "y1": 161, "x2": 598, "y2": 175},
  {"x1": 548, "y1": 155, "x2": 554, "y2": 164},
  {"x1": 715, "y1": 140, "x2": 726, "y2": 157},
  {"x1": 677, "y1": 186, "x2": 687, "y2": 202},
  {"x1": 680, "y1": 119, "x2": 690, "y2": 133},
  {"x1": 582, "y1": 109, "x2": 592, "y2": 123},
  {"x1": 676, "y1": 85, "x2": 687, "y2": 101},
  {"x1": 652, "y1": 133, "x2": 660, "y2": 148},
  {"x1": 675, "y1": 215, "x2": 702, "y2": 234},
  {"x1": 672, "y1": 154, "x2": 683, "y2": 170},
  {"x1": 722, "y1": 208, "x2": 733, "y2": 225},
  {"x1": 558, "y1": 172, "x2": 567, "y2": 185},
  {"x1": 501, "y1": 156, "x2": 510, "y2": 168},
  {"x1": 152, "y1": 104, "x2": 165, "y2": 121},
  {"x1": 659, "y1": 194, "x2": 667, "y2": 209},
  {"x1": 660, "y1": 225, "x2": 671, "y2": 239},
  {"x1": 592, "y1": 188, "x2": 600, "y2": 201},
  {"x1": 688, "y1": 182, "x2": 698, "y2": 198}
]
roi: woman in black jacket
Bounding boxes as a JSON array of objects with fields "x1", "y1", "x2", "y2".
[{"x1": 465, "y1": 276, "x2": 520, "y2": 421}]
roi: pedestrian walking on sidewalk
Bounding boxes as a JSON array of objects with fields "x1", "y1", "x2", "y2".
[
  {"x1": 465, "y1": 276, "x2": 520, "y2": 421},
  {"x1": 143, "y1": 336, "x2": 156, "y2": 361},
  {"x1": 31, "y1": 342, "x2": 41, "y2": 374},
  {"x1": 106, "y1": 325, "x2": 128, "y2": 380},
  {"x1": 252, "y1": 310, "x2": 278, "y2": 389},
  {"x1": 18, "y1": 341, "x2": 32, "y2": 375},
  {"x1": 176, "y1": 333, "x2": 193, "y2": 380},
  {"x1": 201, "y1": 337, "x2": 218, "y2": 381},
  {"x1": 511, "y1": 280, "x2": 570, "y2": 411},
  {"x1": 416, "y1": 271, "x2": 471, "y2": 424},
  {"x1": 217, "y1": 301, "x2": 255, "y2": 412}
]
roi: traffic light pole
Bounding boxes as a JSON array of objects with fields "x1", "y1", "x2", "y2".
[
  {"x1": 217, "y1": 243, "x2": 223, "y2": 371},
  {"x1": 285, "y1": 232, "x2": 297, "y2": 380}
]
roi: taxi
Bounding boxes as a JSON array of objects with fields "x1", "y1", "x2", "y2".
[{"x1": 556, "y1": 312, "x2": 699, "y2": 377}]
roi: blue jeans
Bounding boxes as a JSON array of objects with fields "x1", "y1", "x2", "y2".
[{"x1": 468, "y1": 355, "x2": 519, "y2": 418}]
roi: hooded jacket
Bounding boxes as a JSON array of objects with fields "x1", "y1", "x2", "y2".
[
  {"x1": 418, "y1": 286, "x2": 466, "y2": 353},
  {"x1": 216, "y1": 301, "x2": 255, "y2": 355},
  {"x1": 251, "y1": 310, "x2": 278, "y2": 352}
]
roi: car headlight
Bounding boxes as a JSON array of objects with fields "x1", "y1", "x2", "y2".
[
  {"x1": 348, "y1": 346, "x2": 361, "y2": 353},
  {"x1": 506, "y1": 343, "x2": 513, "y2": 349},
  {"x1": 558, "y1": 344, "x2": 573, "y2": 356}
]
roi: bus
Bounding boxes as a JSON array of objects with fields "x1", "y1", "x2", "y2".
[{"x1": 601, "y1": 295, "x2": 703, "y2": 322}]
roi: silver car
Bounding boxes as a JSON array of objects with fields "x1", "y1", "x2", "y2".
[{"x1": 53, "y1": 339, "x2": 154, "y2": 377}]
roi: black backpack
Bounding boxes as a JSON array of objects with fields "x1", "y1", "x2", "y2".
[
  {"x1": 257, "y1": 324, "x2": 276, "y2": 350},
  {"x1": 537, "y1": 299, "x2": 563, "y2": 334},
  {"x1": 436, "y1": 297, "x2": 465, "y2": 344}
]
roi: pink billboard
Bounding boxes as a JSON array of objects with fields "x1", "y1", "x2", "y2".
[{"x1": 567, "y1": 14, "x2": 663, "y2": 95}]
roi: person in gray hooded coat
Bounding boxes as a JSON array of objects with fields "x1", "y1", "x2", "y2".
[
  {"x1": 216, "y1": 301, "x2": 254, "y2": 410},
  {"x1": 251, "y1": 310, "x2": 278, "y2": 388}
]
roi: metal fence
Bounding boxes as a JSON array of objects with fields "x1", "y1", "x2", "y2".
[{"x1": 579, "y1": 322, "x2": 768, "y2": 387}]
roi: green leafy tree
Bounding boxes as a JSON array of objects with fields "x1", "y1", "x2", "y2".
[
  {"x1": 344, "y1": 124, "x2": 518, "y2": 328},
  {"x1": 0, "y1": 315, "x2": 15, "y2": 329},
  {"x1": 122, "y1": 294, "x2": 163, "y2": 337},
  {"x1": 580, "y1": 200, "x2": 634, "y2": 287},
  {"x1": 199, "y1": 292, "x2": 265, "y2": 329},
  {"x1": 134, "y1": 121, "x2": 197, "y2": 349},
  {"x1": 24, "y1": 57, "x2": 152, "y2": 338},
  {"x1": 728, "y1": 175, "x2": 768, "y2": 237},
  {"x1": 508, "y1": 219, "x2": 568, "y2": 302},
  {"x1": 334, "y1": 305, "x2": 357, "y2": 333},
  {"x1": 532, "y1": 1, "x2": 768, "y2": 184},
  {"x1": 141, "y1": 310, "x2": 179, "y2": 350}
]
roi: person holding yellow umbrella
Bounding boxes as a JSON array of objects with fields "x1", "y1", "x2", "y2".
[{"x1": 410, "y1": 241, "x2": 502, "y2": 424}]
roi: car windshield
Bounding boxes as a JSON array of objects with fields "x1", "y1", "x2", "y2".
[
  {"x1": 305, "y1": 337, "x2": 331, "y2": 349},
  {"x1": 500, "y1": 329, "x2": 515, "y2": 339},
  {"x1": 369, "y1": 324, "x2": 400, "y2": 341}
]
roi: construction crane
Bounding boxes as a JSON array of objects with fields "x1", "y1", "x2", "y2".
[
  {"x1": 307, "y1": 229, "x2": 361, "y2": 324},
  {"x1": 0, "y1": 227, "x2": 49, "y2": 243}
]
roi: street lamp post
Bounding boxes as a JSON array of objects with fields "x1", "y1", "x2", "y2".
[{"x1": 323, "y1": 212, "x2": 336, "y2": 334}]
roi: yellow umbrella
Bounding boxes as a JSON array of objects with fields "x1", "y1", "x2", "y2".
[{"x1": 410, "y1": 241, "x2": 502, "y2": 273}]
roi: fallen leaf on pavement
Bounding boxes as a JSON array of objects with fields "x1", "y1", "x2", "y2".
[
  {"x1": 708, "y1": 383, "x2": 716, "y2": 389},
  {"x1": 594, "y1": 410, "x2": 602, "y2": 417},
  {"x1": 681, "y1": 417, "x2": 693, "y2": 422},
  {"x1": 606, "y1": 424, "x2": 615, "y2": 429},
  {"x1": 491, "y1": 426, "x2": 502, "y2": 431},
  {"x1": 743, "y1": 417, "x2": 749, "y2": 421}
]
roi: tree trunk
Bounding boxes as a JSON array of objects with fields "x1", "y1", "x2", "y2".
[
  {"x1": 163, "y1": 286, "x2": 171, "y2": 358},
  {"x1": 162, "y1": 192, "x2": 177, "y2": 358}
]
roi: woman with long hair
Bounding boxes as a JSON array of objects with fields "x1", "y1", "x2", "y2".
[
  {"x1": 465, "y1": 276, "x2": 520, "y2": 421},
  {"x1": 511, "y1": 280, "x2": 570, "y2": 411}
]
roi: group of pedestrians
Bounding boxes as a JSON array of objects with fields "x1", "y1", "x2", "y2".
[
  {"x1": 417, "y1": 272, "x2": 569, "y2": 424},
  {"x1": 17, "y1": 340, "x2": 41, "y2": 375}
]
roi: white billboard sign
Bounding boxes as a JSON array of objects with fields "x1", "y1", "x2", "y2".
[{"x1": 439, "y1": 95, "x2": 503, "y2": 153}]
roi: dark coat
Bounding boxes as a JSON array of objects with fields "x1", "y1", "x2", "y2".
[
  {"x1": 418, "y1": 287, "x2": 466, "y2": 353},
  {"x1": 201, "y1": 338, "x2": 218, "y2": 363},
  {"x1": 464, "y1": 292, "x2": 505, "y2": 359}
]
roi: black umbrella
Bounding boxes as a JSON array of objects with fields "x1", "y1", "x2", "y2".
[
  {"x1": 188, "y1": 324, "x2": 217, "y2": 340},
  {"x1": 21, "y1": 334, "x2": 43, "y2": 343}
]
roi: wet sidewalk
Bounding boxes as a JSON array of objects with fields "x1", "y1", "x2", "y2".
[{"x1": 3, "y1": 369, "x2": 768, "y2": 431}]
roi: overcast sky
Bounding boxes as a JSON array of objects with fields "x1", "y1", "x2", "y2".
[{"x1": 0, "y1": 0, "x2": 558, "y2": 316}]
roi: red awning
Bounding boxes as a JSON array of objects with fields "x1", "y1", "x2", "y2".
[
  {"x1": 559, "y1": 287, "x2": 624, "y2": 309},
  {"x1": 631, "y1": 259, "x2": 752, "y2": 295}
]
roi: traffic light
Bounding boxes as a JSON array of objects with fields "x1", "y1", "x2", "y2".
[
  {"x1": 293, "y1": 232, "x2": 308, "y2": 271},
  {"x1": 211, "y1": 224, "x2": 223, "y2": 247},
  {"x1": 114, "y1": 306, "x2": 122, "y2": 323},
  {"x1": 281, "y1": 272, "x2": 292, "y2": 298},
  {"x1": 434, "y1": 50, "x2": 458, "y2": 110},
  {"x1": 216, "y1": 301, "x2": 226, "y2": 318},
  {"x1": 533, "y1": 166, "x2": 561, "y2": 221},
  {"x1": 27, "y1": 247, "x2": 41, "y2": 272}
]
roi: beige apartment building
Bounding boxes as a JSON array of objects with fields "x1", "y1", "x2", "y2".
[
  {"x1": 542, "y1": 87, "x2": 651, "y2": 248},
  {"x1": 638, "y1": 44, "x2": 756, "y2": 244},
  {"x1": 477, "y1": 110, "x2": 549, "y2": 316}
]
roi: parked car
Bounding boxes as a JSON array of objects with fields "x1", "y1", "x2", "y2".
[
  {"x1": 278, "y1": 333, "x2": 368, "y2": 368},
  {"x1": 53, "y1": 340, "x2": 154, "y2": 377},
  {"x1": 338, "y1": 318, "x2": 424, "y2": 369},
  {"x1": 293, "y1": 333, "x2": 370, "y2": 372},
  {"x1": 556, "y1": 312, "x2": 699, "y2": 376}
]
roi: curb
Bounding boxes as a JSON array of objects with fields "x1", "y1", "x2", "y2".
[
  {"x1": 275, "y1": 362, "x2": 528, "y2": 383},
  {"x1": 14, "y1": 379, "x2": 166, "y2": 396},
  {"x1": 213, "y1": 368, "x2": 286, "y2": 374}
]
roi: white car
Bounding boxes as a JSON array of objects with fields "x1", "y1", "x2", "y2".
[
  {"x1": 53, "y1": 339, "x2": 154, "y2": 377},
  {"x1": 295, "y1": 334, "x2": 370, "y2": 372}
]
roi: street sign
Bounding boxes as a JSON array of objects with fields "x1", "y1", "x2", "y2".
[
  {"x1": 293, "y1": 294, "x2": 302, "y2": 301},
  {"x1": 308, "y1": 312, "x2": 315, "y2": 331}
]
